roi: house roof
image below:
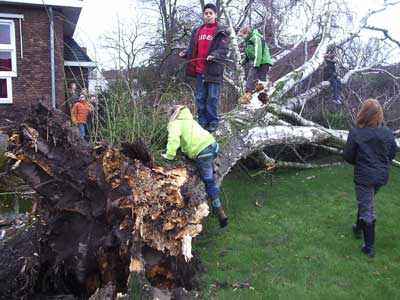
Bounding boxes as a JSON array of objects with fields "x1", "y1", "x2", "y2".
[
  {"x1": 64, "y1": 37, "x2": 96, "y2": 68},
  {"x1": 0, "y1": 0, "x2": 83, "y2": 36},
  {"x1": 0, "y1": 0, "x2": 83, "y2": 8}
]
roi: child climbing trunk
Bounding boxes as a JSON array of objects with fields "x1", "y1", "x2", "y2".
[{"x1": 161, "y1": 105, "x2": 228, "y2": 228}]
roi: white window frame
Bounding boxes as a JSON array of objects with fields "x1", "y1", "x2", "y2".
[
  {"x1": 0, "y1": 77, "x2": 12, "y2": 104},
  {"x1": 0, "y1": 19, "x2": 16, "y2": 104},
  {"x1": 0, "y1": 19, "x2": 17, "y2": 77}
]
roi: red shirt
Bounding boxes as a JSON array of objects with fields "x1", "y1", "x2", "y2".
[{"x1": 195, "y1": 22, "x2": 217, "y2": 74}]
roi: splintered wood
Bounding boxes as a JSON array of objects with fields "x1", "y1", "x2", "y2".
[
  {"x1": 103, "y1": 148, "x2": 209, "y2": 259},
  {"x1": 1, "y1": 103, "x2": 205, "y2": 298}
]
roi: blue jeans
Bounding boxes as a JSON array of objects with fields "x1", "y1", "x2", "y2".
[
  {"x1": 196, "y1": 142, "x2": 219, "y2": 201},
  {"x1": 195, "y1": 74, "x2": 220, "y2": 128},
  {"x1": 78, "y1": 123, "x2": 88, "y2": 142}
]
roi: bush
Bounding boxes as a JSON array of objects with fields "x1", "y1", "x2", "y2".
[{"x1": 90, "y1": 91, "x2": 169, "y2": 156}]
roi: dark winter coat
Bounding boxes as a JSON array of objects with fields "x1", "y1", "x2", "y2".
[
  {"x1": 343, "y1": 127, "x2": 398, "y2": 186},
  {"x1": 183, "y1": 23, "x2": 230, "y2": 83},
  {"x1": 323, "y1": 58, "x2": 337, "y2": 81}
]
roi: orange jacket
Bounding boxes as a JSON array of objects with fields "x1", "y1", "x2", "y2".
[{"x1": 71, "y1": 100, "x2": 91, "y2": 124}]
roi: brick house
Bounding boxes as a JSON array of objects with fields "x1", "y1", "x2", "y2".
[{"x1": 0, "y1": 0, "x2": 95, "y2": 124}]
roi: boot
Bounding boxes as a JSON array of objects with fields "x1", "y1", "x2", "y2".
[
  {"x1": 254, "y1": 82, "x2": 265, "y2": 92},
  {"x1": 215, "y1": 206, "x2": 228, "y2": 228},
  {"x1": 352, "y1": 212, "x2": 362, "y2": 240},
  {"x1": 361, "y1": 220, "x2": 375, "y2": 257},
  {"x1": 239, "y1": 92, "x2": 252, "y2": 104}
]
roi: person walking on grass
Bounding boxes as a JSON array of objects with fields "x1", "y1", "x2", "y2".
[
  {"x1": 179, "y1": 3, "x2": 230, "y2": 133},
  {"x1": 71, "y1": 93, "x2": 91, "y2": 143},
  {"x1": 161, "y1": 105, "x2": 228, "y2": 228},
  {"x1": 239, "y1": 27, "x2": 272, "y2": 96},
  {"x1": 343, "y1": 99, "x2": 398, "y2": 257}
]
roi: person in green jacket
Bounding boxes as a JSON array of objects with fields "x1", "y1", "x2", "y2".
[
  {"x1": 240, "y1": 27, "x2": 273, "y2": 94},
  {"x1": 161, "y1": 105, "x2": 228, "y2": 228}
]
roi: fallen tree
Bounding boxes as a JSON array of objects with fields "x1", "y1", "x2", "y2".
[
  {"x1": 1, "y1": 98, "x2": 398, "y2": 299},
  {"x1": 1, "y1": 104, "x2": 205, "y2": 299}
]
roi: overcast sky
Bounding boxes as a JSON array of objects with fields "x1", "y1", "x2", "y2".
[
  {"x1": 75, "y1": 0, "x2": 138, "y2": 69},
  {"x1": 75, "y1": 0, "x2": 400, "y2": 69}
]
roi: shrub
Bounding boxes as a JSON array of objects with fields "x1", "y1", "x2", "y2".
[{"x1": 90, "y1": 90, "x2": 169, "y2": 156}]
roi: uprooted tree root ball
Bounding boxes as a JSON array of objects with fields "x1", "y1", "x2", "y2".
[{"x1": 0, "y1": 103, "x2": 206, "y2": 299}]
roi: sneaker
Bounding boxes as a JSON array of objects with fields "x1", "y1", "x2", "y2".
[{"x1": 207, "y1": 125, "x2": 217, "y2": 133}]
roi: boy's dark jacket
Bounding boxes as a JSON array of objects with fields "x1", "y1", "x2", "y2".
[
  {"x1": 323, "y1": 59, "x2": 337, "y2": 81},
  {"x1": 343, "y1": 127, "x2": 397, "y2": 185},
  {"x1": 183, "y1": 23, "x2": 229, "y2": 83}
]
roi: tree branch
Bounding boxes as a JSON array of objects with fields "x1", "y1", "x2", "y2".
[{"x1": 364, "y1": 25, "x2": 400, "y2": 48}]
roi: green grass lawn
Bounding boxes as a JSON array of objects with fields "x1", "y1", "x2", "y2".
[{"x1": 196, "y1": 161, "x2": 400, "y2": 300}]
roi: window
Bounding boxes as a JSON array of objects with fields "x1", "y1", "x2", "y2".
[{"x1": 0, "y1": 19, "x2": 16, "y2": 104}]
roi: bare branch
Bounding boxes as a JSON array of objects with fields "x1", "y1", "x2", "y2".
[
  {"x1": 312, "y1": 144, "x2": 343, "y2": 155},
  {"x1": 364, "y1": 25, "x2": 400, "y2": 48},
  {"x1": 361, "y1": 68, "x2": 400, "y2": 80}
]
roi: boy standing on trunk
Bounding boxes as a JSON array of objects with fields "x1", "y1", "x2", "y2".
[
  {"x1": 180, "y1": 3, "x2": 230, "y2": 133},
  {"x1": 239, "y1": 27, "x2": 272, "y2": 94}
]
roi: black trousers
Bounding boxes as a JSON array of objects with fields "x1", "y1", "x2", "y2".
[{"x1": 245, "y1": 64, "x2": 270, "y2": 93}]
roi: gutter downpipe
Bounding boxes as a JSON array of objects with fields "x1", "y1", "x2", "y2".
[{"x1": 49, "y1": 7, "x2": 56, "y2": 109}]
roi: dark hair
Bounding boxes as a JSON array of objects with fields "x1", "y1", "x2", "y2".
[
  {"x1": 356, "y1": 98, "x2": 384, "y2": 128},
  {"x1": 203, "y1": 3, "x2": 217, "y2": 13}
]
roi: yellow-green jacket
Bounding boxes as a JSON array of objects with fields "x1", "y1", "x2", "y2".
[{"x1": 166, "y1": 107, "x2": 215, "y2": 160}]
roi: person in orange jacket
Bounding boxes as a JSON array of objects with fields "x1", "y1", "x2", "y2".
[{"x1": 71, "y1": 93, "x2": 91, "y2": 142}]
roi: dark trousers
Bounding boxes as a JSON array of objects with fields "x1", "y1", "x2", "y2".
[
  {"x1": 245, "y1": 64, "x2": 270, "y2": 93},
  {"x1": 355, "y1": 184, "x2": 381, "y2": 224},
  {"x1": 329, "y1": 77, "x2": 342, "y2": 102},
  {"x1": 196, "y1": 142, "x2": 219, "y2": 202},
  {"x1": 195, "y1": 74, "x2": 220, "y2": 128}
]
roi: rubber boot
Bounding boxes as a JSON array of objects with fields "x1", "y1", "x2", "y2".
[
  {"x1": 352, "y1": 212, "x2": 362, "y2": 240},
  {"x1": 215, "y1": 206, "x2": 228, "y2": 228},
  {"x1": 361, "y1": 220, "x2": 375, "y2": 257}
]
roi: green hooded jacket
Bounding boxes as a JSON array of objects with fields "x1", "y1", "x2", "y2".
[
  {"x1": 166, "y1": 107, "x2": 215, "y2": 160},
  {"x1": 241, "y1": 29, "x2": 272, "y2": 67}
]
